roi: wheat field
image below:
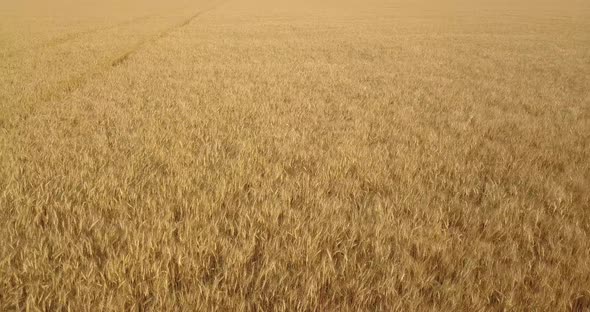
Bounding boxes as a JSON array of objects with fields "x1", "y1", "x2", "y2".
[{"x1": 1, "y1": 0, "x2": 590, "y2": 310}]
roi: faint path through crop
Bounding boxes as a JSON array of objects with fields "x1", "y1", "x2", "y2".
[
  {"x1": 110, "y1": 0, "x2": 229, "y2": 67},
  {"x1": 1, "y1": 0, "x2": 229, "y2": 127},
  {"x1": 4, "y1": 14, "x2": 156, "y2": 58}
]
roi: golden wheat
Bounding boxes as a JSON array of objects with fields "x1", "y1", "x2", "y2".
[{"x1": 1, "y1": 0, "x2": 589, "y2": 310}]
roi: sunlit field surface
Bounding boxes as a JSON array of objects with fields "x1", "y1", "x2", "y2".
[{"x1": 1, "y1": 0, "x2": 589, "y2": 310}]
